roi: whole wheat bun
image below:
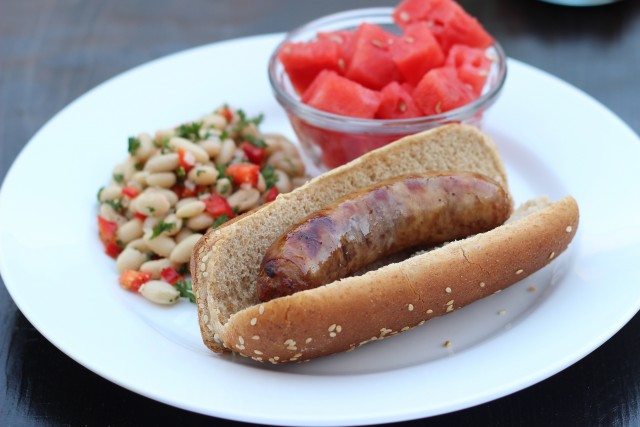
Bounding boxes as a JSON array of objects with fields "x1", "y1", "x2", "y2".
[{"x1": 191, "y1": 124, "x2": 579, "y2": 363}]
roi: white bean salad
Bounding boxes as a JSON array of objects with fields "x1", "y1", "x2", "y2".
[{"x1": 97, "y1": 105, "x2": 308, "y2": 304}]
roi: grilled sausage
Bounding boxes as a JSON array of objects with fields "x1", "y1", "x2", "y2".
[{"x1": 257, "y1": 171, "x2": 511, "y2": 302}]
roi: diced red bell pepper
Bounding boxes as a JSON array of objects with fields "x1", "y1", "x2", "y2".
[
  {"x1": 160, "y1": 267, "x2": 183, "y2": 285},
  {"x1": 220, "y1": 106, "x2": 234, "y2": 123},
  {"x1": 119, "y1": 270, "x2": 152, "y2": 292},
  {"x1": 98, "y1": 215, "x2": 122, "y2": 258},
  {"x1": 265, "y1": 186, "x2": 279, "y2": 202},
  {"x1": 226, "y1": 162, "x2": 260, "y2": 187},
  {"x1": 121, "y1": 185, "x2": 141, "y2": 199},
  {"x1": 178, "y1": 147, "x2": 196, "y2": 172},
  {"x1": 134, "y1": 212, "x2": 147, "y2": 221},
  {"x1": 241, "y1": 142, "x2": 266, "y2": 165},
  {"x1": 203, "y1": 194, "x2": 235, "y2": 219}
]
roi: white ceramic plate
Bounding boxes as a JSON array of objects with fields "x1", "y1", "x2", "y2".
[{"x1": 1, "y1": 34, "x2": 639, "y2": 426}]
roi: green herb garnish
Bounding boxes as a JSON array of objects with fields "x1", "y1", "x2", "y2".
[
  {"x1": 261, "y1": 165, "x2": 279, "y2": 189},
  {"x1": 176, "y1": 166, "x2": 186, "y2": 178},
  {"x1": 106, "y1": 199, "x2": 123, "y2": 212},
  {"x1": 176, "y1": 121, "x2": 203, "y2": 141},
  {"x1": 212, "y1": 214, "x2": 229, "y2": 229},
  {"x1": 97, "y1": 186, "x2": 105, "y2": 202},
  {"x1": 112, "y1": 173, "x2": 124, "y2": 184},
  {"x1": 175, "y1": 279, "x2": 196, "y2": 303},
  {"x1": 128, "y1": 137, "x2": 141, "y2": 155},
  {"x1": 243, "y1": 134, "x2": 267, "y2": 148},
  {"x1": 150, "y1": 220, "x2": 175, "y2": 239}
]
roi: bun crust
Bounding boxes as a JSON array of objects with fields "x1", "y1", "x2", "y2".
[{"x1": 191, "y1": 124, "x2": 578, "y2": 363}]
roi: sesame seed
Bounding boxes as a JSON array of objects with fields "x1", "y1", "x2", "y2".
[
  {"x1": 480, "y1": 282, "x2": 486, "y2": 288},
  {"x1": 498, "y1": 309, "x2": 506, "y2": 316},
  {"x1": 199, "y1": 262, "x2": 206, "y2": 272},
  {"x1": 239, "y1": 336, "x2": 244, "y2": 344},
  {"x1": 252, "y1": 335, "x2": 260, "y2": 340},
  {"x1": 418, "y1": 320, "x2": 425, "y2": 326},
  {"x1": 254, "y1": 350, "x2": 263, "y2": 355},
  {"x1": 549, "y1": 251, "x2": 555, "y2": 260},
  {"x1": 252, "y1": 356, "x2": 263, "y2": 362},
  {"x1": 446, "y1": 305, "x2": 454, "y2": 312},
  {"x1": 336, "y1": 325, "x2": 342, "y2": 333},
  {"x1": 516, "y1": 269, "x2": 524, "y2": 275},
  {"x1": 426, "y1": 309, "x2": 433, "y2": 314},
  {"x1": 258, "y1": 304, "x2": 265, "y2": 315},
  {"x1": 250, "y1": 317, "x2": 257, "y2": 326},
  {"x1": 566, "y1": 225, "x2": 573, "y2": 233},
  {"x1": 214, "y1": 230, "x2": 221, "y2": 235},
  {"x1": 445, "y1": 287, "x2": 452, "y2": 293},
  {"x1": 528, "y1": 285, "x2": 537, "y2": 292},
  {"x1": 401, "y1": 326, "x2": 410, "y2": 331},
  {"x1": 305, "y1": 337, "x2": 313, "y2": 344},
  {"x1": 328, "y1": 324, "x2": 336, "y2": 332},
  {"x1": 329, "y1": 332, "x2": 337, "y2": 338},
  {"x1": 446, "y1": 299, "x2": 454, "y2": 306},
  {"x1": 235, "y1": 344, "x2": 245, "y2": 350},
  {"x1": 408, "y1": 304, "x2": 414, "y2": 311},
  {"x1": 202, "y1": 255, "x2": 209, "y2": 262},
  {"x1": 493, "y1": 289, "x2": 502, "y2": 294}
]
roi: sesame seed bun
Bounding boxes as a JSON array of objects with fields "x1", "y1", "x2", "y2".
[{"x1": 191, "y1": 124, "x2": 579, "y2": 363}]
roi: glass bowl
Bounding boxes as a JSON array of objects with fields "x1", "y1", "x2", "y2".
[{"x1": 268, "y1": 7, "x2": 507, "y2": 170}]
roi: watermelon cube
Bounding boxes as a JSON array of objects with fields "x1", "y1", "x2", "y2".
[
  {"x1": 413, "y1": 67, "x2": 477, "y2": 115},
  {"x1": 278, "y1": 39, "x2": 342, "y2": 95},
  {"x1": 302, "y1": 70, "x2": 383, "y2": 119},
  {"x1": 393, "y1": 0, "x2": 494, "y2": 53},
  {"x1": 317, "y1": 29, "x2": 356, "y2": 71},
  {"x1": 389, "y1": 22, "x2": 445, "y2": 86},
  {"x1": 345, "y1": 23, "x2": 402, "y2": 90},
  {"x1": 446, "y1": 44, "x2": 492, "y2": 94},
  {"x1": 376, "y1": 81, "x2": 422, "y2": 119}
]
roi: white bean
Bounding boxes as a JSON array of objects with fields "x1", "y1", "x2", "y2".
[
  {"x1": 146, "y1": 172, "x2": 177, "y2": 188},
  {"x1": 122, "y1": 157, "x2": 139, "y2": 182},
  {"x1": 116, "y1": 218, "x2": 144, "y2": 245},
  {"x1": 227, "y1": 188, "x2": 260, "y2": 213},
  {"x1": 186, "y1": 213, "x2": 214, "y2": 231},
  {"x1": 169, "y1": 233, "x2": 203, "y2": 264},
  {"x1": 162, "y1": 213, "x2": 183, "y2": 236},
  {"x1": 99, "y1": 185, "x2": 122, "y2": 202},
  {"x1": 215, "y1": 177, "x2": 232, "y2": 196},
  {"x1": 131, "y1": 171, "x2": 150, "y2": 187},
  {"x1": 133, "y1": 133, "x2": 155, "y2": 162},
  {"x1": 139, "y1": 280, "x2": 180, "y2": 305},
  {"x1": 174, "y1": 227, "x2": 194, "y2": 244},
  {"x1": 115, "y1": 248, "x2": 147, "y2": 273},
  {"x1": 169, "y1": 137, "x2": 209, "y2": 163},
  {"x1": 135, "y1": 192, "x2": 171, "y2": 217},
  {"x1": 187, "y1": 165, "x2": 218, "y2": 185},
  {"x1": 176, "y1": 200, "x2": 206, "y2": 218},
  {"x1": 199, "y1": 139, "x2": 221, "y2": 158},
  {"x1": 144, "y1": 232, "x2": 176, "y2": 258},
  {"x1": 201, "y1": 113, "x2": 226, "y2": 129},
  {"x1": 140, "y1": 258, "x2": 176, "y2": 279},
  {"x1": 126, "y1": 238, "x2": 147, "y2": 252},
  {"x1": 256, "y1": 172, "x2": 267, "y2": 193},
  {"x1": 100, "y1": 203, "x2": 127, "y2": 226},
  {"x1": 274, "y1": 169, "x2": 292, "y2": 194},
  {"x1": 268, "y1": 151, "x2": 305, "y2": 177},
  {"x1": 144, "y1": 153, "x2": 179, "y2": 173},
  {"x1": 215, "y1": 138, "x2": 235, "y2": 166}
]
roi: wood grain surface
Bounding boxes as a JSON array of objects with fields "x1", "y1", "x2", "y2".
[{"x1": 1, "y1": 0, "x2": 639, "y2": 425}]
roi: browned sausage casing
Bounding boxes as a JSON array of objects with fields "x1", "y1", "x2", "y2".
[{"x1": 257, "y1": 172, "x2": 511, "y2": 302}]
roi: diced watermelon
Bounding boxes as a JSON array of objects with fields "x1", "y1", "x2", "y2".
[
  {"x1": 413, "y1": 67, "x2": 476, "y2": 115},
  {"x1": 302, "y1": 70, "x2": 382, "y2": 119},
  {"x1": 278, "y1": 39, "x2": 342, "y2": 94},
  {"x1": 389, "y1": 22, "x2": 445, "y2": 86},
  {"x1": 345, "y1": 23, "x2": 402, "y2": 90},
  {"x1": 446, "y1": 44, "x2": 492, "y2": 94},
  {"x1": 317, "y1": 29, "x2": 356, "y2": 72},
  {"x1": 376, "y1": 81, "x2": 422, "y2": 119},
  {"x1": 393, "y1": 0, "x2": 494, "y2": 53}
]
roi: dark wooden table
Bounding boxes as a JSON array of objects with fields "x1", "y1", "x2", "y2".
[{"x1": 2, "y1": 1, "x2": 639, "y2": 425}]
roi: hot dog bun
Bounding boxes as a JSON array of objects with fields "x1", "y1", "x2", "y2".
[{"x1": 191, "y1": 124, "x2": 579, "y2": 363}]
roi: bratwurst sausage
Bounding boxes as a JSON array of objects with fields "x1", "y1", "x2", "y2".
[{"x1": 257, "y1": 172, "x2": 511, "y2": 302}]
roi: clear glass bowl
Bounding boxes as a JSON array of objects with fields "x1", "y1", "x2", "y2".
[{"x1": 268, "y1": 7, "x2": 507, "y2": 170}]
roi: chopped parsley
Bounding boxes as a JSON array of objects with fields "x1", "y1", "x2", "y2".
[
  {"x1": 176, "y1": 121, "x2": 203, "y2": 141},
  {"x1": 176, "y1": 166, "x2": 186, "y2": 179},
  {"x1": 112, "y1": 173, "x2": 124, "y2": 184},
  {"x1": 212, "y1": 214, "x2": 229, "y2": 229},
  {"x1": 196, "y1": 169, "x2": 206, "y2": 177},
  {"x1": 261, "y1": 165, "x2": 279, "y2": 189},
  {"x1": 219, "y1": 129, "x2": 229, "y2": 140},
  {"x1": 128, "y1": 136, "x2": 141, "y2": 155},
  {"x1": 175, "y1": 279, "x2": 196, "y2": 303},
  {"x1": 236, "y1": 109, "x2": 264, "y2": 129},
  {"x1": 97, "y1": 186, "x2": 105, "y2": 202},
  {"x1": 150, "y1": 220, "x2": 174, "y2": 239},
  {"x1": 243, "y1": 134, "x2": 267, "y2": 148},
  {"x1": 105, "y1": 199, "x2": 123, "y2": 212}
]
